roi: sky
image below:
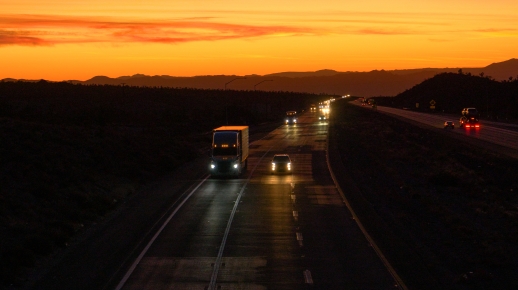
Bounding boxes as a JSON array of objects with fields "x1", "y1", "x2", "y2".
[{"x1": 1, "y1": 0, "x2": 517, "y2": 81}]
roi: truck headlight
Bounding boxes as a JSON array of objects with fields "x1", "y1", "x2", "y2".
[
  {"x1": 287, "y1": 163, "x2": 291, "y2": 170},
  {"x1": 272, "y1": 163, "x2": 276, "y2": 170}
]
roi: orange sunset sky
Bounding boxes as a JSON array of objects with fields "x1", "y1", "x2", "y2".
[{"x1": 1, "y1": 0, "x2": 517, "y2": 81}]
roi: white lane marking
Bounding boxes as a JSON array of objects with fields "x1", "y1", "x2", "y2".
[
  {"x1": 296, "y1": 232, "x2": 303, "y2": 247},
  {"x1": 304, "y1": 269, "x2": 314, "y2": 284},
  {"x1": 292, "y1": 210, "x2": 298, "y2": 220},
  {"x1": 115, "y1": 176, "x2": 209, "y2": 290},
  {"x1": 208, "y1": 148, "x2": 272, "y2": 290},
  {"x1": 291, "y1": 195, "x2": 296, "y2": 203}
]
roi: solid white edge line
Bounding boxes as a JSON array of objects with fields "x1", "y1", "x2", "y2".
[
  {"x1": 115, "y1": 175, "x2": 209, "y2": 290},
  {"x1": 325, "y1": 112, "x2": 408, "y2": 290},
  {"x1": 304, "y1": 269, "x2": 313, "y2": 284}
]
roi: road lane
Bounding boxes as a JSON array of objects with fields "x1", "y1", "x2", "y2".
[
  {"x1": 375, "y1": 106, "x2": 518, "y2": 151},
  {"x1": 117, "y1": 112, "x2": 398, "y2": 289}
]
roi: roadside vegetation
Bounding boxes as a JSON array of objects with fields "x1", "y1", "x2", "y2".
[
  {"x1": 0, "y1": 80, "x2": 319, "y2": 287},
  {"x1": 331, "y1": 101, "x2": 518, "y2": 289}
]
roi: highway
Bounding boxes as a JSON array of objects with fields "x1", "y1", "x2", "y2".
[
  {"x1": 111, "y1": 113, "x2": 398, "y2": 289},
  {"x1": 360, "y1": 105, "x2": 518, "y2": 155},
  {"x1": 25, "y1": 102, "x2": 517, "y2": 290},
  {"x1": 28, "y1": 110, "x2": 402, "y2": 290}
]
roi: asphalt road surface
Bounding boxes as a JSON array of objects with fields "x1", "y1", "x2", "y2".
[
  {"x1": 355, "y1": 103, "x2": 518, "y2": 158},
  {"x1": 115, "y1": 113, "x2": 398, "y2": 289},
  {"x1": 28, "y1": 112, "x2": 400, "y2": 290},
  {"x1": 376, "y1": 106, "x2": 518, "y2": 150}
]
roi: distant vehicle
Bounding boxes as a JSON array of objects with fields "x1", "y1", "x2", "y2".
[
  {"x1": 286, "y1": 111, "x2": 297, "y2": 124},
  {"x1": 444, "y1": 121, "x2": 454, "y2": 129},
  {"x1": 310, "y1": 104, "x2": 317, "y2": 112},
  {"x1": 462, "y1": 108, "x2": 479, "y2": 117},
  {"x1": 318, "y1": 114, "x2": 327, "y2": 121},
  {"x1": 459, "y1": 107, "x2": 480, "y2": 129},
  {"x1": 460, "y1": 117, "x2": 480, "y2": 128},
  {"x1": 271, "y1": 154, "x2": 292, "y2": 174},
  {"x1": 210, "y1": 126, "x2": 249, "y2": 177}
]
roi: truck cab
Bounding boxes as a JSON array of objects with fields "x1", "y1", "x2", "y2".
[
  {"x1": 285, "y1": 111, "x2": 297, "y2": 125},
  {"x1": 460, "y1": 108, "x2": 480, "y2": 128},
  {"x1": 210, "y1": 126, "x2": 249, "y2": 177}
]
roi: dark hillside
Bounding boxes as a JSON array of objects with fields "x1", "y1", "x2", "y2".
[
  {"x1": 375, "y1": 72, "x2": 518, "y2": 121},
  {"x1": 0, "y1": 81, "x2": 320, "y2": 287}
]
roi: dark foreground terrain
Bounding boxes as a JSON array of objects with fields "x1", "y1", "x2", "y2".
[
  {"x1": 0, "y1": 81, "x2": 317, "y2": 287},
  {"x1": 329, "y1": 102, "x2": 518, "y2": 289},
  {"x1": 2, "y1": 79, "x2": 518, "y2": 289}
]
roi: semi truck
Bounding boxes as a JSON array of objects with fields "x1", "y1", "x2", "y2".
[
  {"x1": 285, "y1": 111, "x2": 298, "y2": 124},
  {"x1": 210, "y1": 126, "x2": 249, "y2": 177},
  {"x1": 459, "y1": 107, "x2": 480, "y2": 128}
]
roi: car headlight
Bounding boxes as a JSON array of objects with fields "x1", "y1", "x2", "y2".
[
  {"x1": 272, "y1": 163, "x2": 276, "y2": 170},
  {"x1": 287, "y1": 163, "x2": 291, "y2": 170},
  {"x1": 210, "y1": 164, "x2": 215, "y2": 169},
  {"x1": 233, "y1": 163, "x2": 238, "y2": 169}
]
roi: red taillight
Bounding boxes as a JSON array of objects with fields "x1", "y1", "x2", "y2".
[
  {"x1": 465, "y1": 124, "x2": 471, "y2": 128},
  {"x1": 475, "y1": 124, "x2": 480, "y2": 128}
]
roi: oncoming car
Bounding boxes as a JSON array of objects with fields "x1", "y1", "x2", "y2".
[{"x1": 271, "y1": 154, "x2": 292, "y2": 174}]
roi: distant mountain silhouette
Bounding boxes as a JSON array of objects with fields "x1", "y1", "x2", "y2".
[
  {"x1": 264, "y1": 69, "x2": 340, "y2": 78},
  {"x1": 474, "y1": 58, "x2": 518, "y2": 80},
  {"x1": 4, "y1": 59, "x2": 517, "y2": 97}
]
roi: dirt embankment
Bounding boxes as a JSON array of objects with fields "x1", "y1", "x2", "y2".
[{"x1": 329, "y1": 101, "x2": 518, "y2": 290}]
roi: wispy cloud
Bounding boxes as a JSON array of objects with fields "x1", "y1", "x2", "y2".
[
  {"x1": 0, "y1": 32, "x2": 51, "y2": 46},
  {"x1": 1, "y1": 13, "x2": 513, "y2": 47},
  {"x1": 0, "y1": 14, "x2": 322, "y2": 46},
  {"x1": 356, "y1": 28, "x2": 416, "y2": 35},
  {"x1": 474, "y1": 28, "x2": 518, "y2": 36}
]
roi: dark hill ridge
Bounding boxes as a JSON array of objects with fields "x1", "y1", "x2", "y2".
[
  {"x1": 264, "y1": 69, "x2": 340, "y2": 78},
  {"x1": 482, "y1": 58, "x2": 518, "y2": 80},
  {"x1": 79, "y1": 59, "x2": 518, "y2": 96},
  {"x1": 74, "y1": 70, "x2": 457, "y2": 97},
  {"x1": 375, "y1": 72, "x2": 518, "y2": 120},
  {"x1": 3, "y1": 59, "x2": 517, "y2": 97}
]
